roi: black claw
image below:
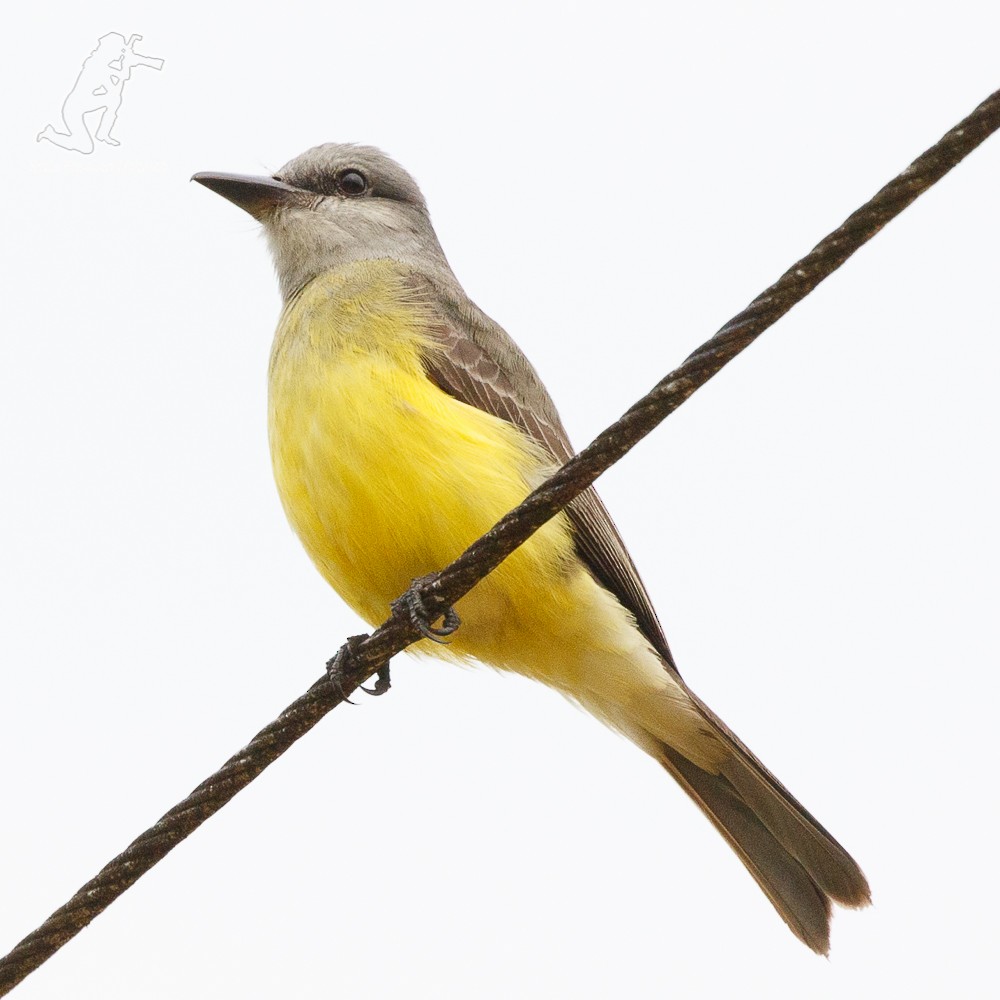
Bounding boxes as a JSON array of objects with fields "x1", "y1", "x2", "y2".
[
  {"x1": 360, "y1": 663, "x2": 391, "y2": 697},
  {"x1": 392, "y1": 575, "x2": 461, "y2": 643},
  {"x1": 325, "y1": 634, "x2": 369, "y2": 704}
]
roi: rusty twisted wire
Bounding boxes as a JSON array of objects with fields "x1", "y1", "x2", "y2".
[{"x1": 1, "y1": 86, "x2": 998, "y2": 995}]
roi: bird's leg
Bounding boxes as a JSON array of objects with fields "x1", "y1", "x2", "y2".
[{"x1": 392, "y1": 575, "x2": 461, "y2": 643}]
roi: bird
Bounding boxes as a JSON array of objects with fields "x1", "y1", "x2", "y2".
[{"x1": 193, "y1": 144, "x2": 870, "y2": 953}]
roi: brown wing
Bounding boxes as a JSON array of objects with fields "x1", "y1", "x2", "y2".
[{"x1": 409, "y1": 271, "x2": 676, "y2": 669}]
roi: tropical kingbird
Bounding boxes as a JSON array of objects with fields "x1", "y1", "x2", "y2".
[{"x1": 194, "y1": 145, "x2": 869, "y2": 953}]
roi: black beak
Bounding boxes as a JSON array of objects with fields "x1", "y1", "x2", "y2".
[{"x1": 192, "y1": 172, "x2": 305, "y2": 220}]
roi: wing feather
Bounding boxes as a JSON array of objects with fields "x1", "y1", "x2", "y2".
[{"x1": 408, "y1": 271, "x2": 676, "y2": 668}]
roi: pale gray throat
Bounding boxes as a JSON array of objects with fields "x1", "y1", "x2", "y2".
[{"x1": 264, "y1": 199, "x2": 453, "y2": 302}]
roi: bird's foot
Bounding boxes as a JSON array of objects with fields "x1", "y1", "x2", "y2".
[
  {"x1": 325, "y1": 634, "x2": 370, "y2": 704},
  {"x1": 360, "y1": 662, "x2": 391, "y2": 697},
  {"x1": 392, "y1": 575, "x2": 461, "y2": 643}
]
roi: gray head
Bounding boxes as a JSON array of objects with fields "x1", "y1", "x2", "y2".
[{"x1": 194, "y1": 144, "x2": 450, "y2": 300}]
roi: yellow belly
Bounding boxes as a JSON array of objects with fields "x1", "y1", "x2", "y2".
[
  {"x1": 268, "y1": 262, "x2": 604, "y2": 677},
  {"x1": 266, "y1": 261, "x2": 713, "y2": 760}
]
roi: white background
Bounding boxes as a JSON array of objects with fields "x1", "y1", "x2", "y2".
[{"x1": 3, "y1": 2, "x2": 998, "y2": 997}]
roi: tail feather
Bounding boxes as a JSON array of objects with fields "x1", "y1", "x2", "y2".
[
  {"x1": 688, "y1": 691, "x2": 871, "y2": 910},
  {"x1": 565, "y1": 635, "x2": 868, "y2": 952},
  {"x1": 646, "y1": 692, "x2": 871, "y2": 954},
  {"x1": 659, "y1": 745, "x2": 836, "y2": 953}
]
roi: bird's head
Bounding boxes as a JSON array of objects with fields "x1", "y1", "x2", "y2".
[{"x1": 194, "y1": 144, "x2": 448, "y2": 300}]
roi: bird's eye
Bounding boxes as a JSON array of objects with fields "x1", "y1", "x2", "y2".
[{"x1": 336, "y1": 170, "x2": 368, "y2": 196}]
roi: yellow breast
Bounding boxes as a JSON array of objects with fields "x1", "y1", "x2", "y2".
[{"x1": 267, "y1": 260, "x2": 595, "y2": 672}]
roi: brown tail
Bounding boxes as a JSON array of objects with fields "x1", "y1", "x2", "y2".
[{"x1": 650, "y1": 693, "x2": 870, "y2": 954}]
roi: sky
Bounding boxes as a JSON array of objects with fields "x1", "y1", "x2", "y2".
[{"x1": 3, "y1": 2, "x2": 998, "y2": 997}]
